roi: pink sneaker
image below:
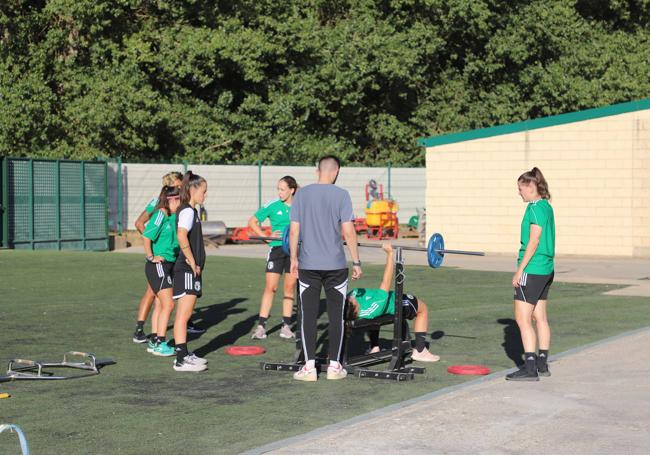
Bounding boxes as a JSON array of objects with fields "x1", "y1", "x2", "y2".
[
  {"x1": 293, "y1": 365, "x2": 317, "y2": 382},
  {"x1": 411, "y1": 348, "x2": 440, "y2": 363}
]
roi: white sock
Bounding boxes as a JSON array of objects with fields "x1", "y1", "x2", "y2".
[
  {"x1": 305, "y1": 360, "x2": 315, "y2": 369},
  {"x1": 329, "y1": 360, "x2": 340, "y2": 368}
]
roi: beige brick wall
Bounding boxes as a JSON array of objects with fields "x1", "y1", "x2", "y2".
[{"x1": 426, "y1": 110, "x2": 650, "y2": 258}]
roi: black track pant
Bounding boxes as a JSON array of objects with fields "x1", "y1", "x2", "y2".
[{"x1": 298, "y1": 269, "x2": 348, "y2": 363}]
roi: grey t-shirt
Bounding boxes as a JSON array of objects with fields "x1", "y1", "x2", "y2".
[{"x1": 290, "y1": 183, "x2": 355, "y2": 270}]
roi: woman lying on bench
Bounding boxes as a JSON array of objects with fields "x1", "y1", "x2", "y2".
[{"x1": 346, "y1": 243, "x2": 440, "y2": 363}]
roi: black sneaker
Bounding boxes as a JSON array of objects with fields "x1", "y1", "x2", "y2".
[
  {"x1": 505, "y1": 367, "x2": 539, "y2": 382},
  {"x1": 187, "y1": 321, "x2": 206, "y2": 334},
  {"x1": 132, "y1": 330, "x2": 147, "y2": 343},
  {"x1": 537, "y1": 362, "x2": 551, "y2": 377}
]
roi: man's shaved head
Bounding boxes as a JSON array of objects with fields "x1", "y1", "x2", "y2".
[{"x1": 317, "y1": 155, "x2": 341, "y2": 172}]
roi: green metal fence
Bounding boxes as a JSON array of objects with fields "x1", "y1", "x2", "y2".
[{"x1": 0, "y1": 157, "x2": 108, "y2": 251}]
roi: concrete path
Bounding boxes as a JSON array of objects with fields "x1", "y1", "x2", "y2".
[{"x1": 246, "y1": 328, "x2": 650, "y2": 455}]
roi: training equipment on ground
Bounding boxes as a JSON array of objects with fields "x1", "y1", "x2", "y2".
[
  {"x1": 224, "y1": 346, "x2": 266, "y2": 356},
  {"x1": 0, "y1": 393, "x2": 10, "y2": 399},
  {"x1": 0, "y1": 424, "x2": 29, "y2": 455},
  {"x1": 250, "y1": 227, "x2": 485, "y2": 268},
  {"x1": 261, "y1": 247, "x2": 426, "y2": 381},
  {"x1": 0, "y1": 351, "x2": 115, "y2": 383},
  {"x1": 447, "y1": 365, "x2": 492, "y2": 375}
]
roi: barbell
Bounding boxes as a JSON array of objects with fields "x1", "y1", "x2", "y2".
[{"x1": 249, "y1": 227, "x2": 484, "y2": 269}]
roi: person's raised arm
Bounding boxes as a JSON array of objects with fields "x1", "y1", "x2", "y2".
[
  {"x1": 513, "y1": 224, "x2": 542, "y2": 287},
  {"x1": 342, "y1": 221, "x2": 362, "y2": 280},
  {"x1": 379, "y1": 243, "x2": 394, "y2": 291}
]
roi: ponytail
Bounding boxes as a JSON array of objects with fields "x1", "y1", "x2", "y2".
[
  {"x1": 518, "y1": 167, "x2": 551, "y2": 200},
  {"x1": 280, "y1": 175, "x2": 298, "y2": 196},
  {"x1": 180, "y1": 171, "x2": 206, "y2": 204}
]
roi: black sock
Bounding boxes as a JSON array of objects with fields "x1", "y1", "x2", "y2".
[
  {"x1": 524, "y1": 352, "x2": 537, "y2": 373},
  {"x1": 538, "y1": 349, "x2": 549, "y2": 364},
  {"x1": 415, "y1": 332, "x2": 427, "y2": 353},
  {"x1": 155, "y1": 336, "x2": 166, "y2": 344},
  {"x1": 135, "y1": 320, "x2": 144, "y2": 331},
  {"x1": 175, "y1": 343, "x2": 188, "y2": 363},
  {"x1": 258, "y1": 316, "x2": 268, "y2": 328},
  {"x1": 368, "y1": 329, "x2": 380, "y2": 350},
  {"x1": 282, "y1": 316, "x2": 291, "y2": 327}
]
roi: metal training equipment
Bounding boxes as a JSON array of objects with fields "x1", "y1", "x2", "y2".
[
  {"x1": 0, "y1": 351, "x2": 115, "y2": 383},
  {"x1": 251, "y1": 227, "x2": 485, "y2": 268}
]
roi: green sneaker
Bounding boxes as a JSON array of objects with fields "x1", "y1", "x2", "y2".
[
  {"x1": 146, "y1": 339, "x2": 157, "y2": 353},
  {"x1": 153, "y1": 341, "x2": 175, "y2": 357}
]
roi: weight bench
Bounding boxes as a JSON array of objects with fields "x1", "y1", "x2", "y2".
[{"x1": 261, "y1": 247, "x2": 425, "y2": 381}]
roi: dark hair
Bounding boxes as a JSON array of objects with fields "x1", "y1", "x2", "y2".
[
  {"x1": 279, "y1": 176, "x2": 298, "y2": 196},
  {"x1": 154, "y1": 185, "x2": 180, "y2": 213},
  {"x1": 180, "y1": 171, "x2": 207, "y2": 204},
  {"x1": 518, "y1": 167, "x2": 551, "y2": 200},
  {"x1": 317, "y1": 155, "x2": 341, "y2": 170}
]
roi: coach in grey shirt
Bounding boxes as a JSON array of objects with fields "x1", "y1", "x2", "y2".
[{"x1": 289, "y1": 155, "x2": 361, "y2": 381}]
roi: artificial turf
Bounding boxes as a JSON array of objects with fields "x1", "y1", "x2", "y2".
[{"x1": 1, "y1": 250, "x2": 649, "y2": 454}]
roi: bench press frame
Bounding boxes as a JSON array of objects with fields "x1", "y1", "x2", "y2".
[{"x1": 260, "y1": 247, "x2": 426, "y2": 381}]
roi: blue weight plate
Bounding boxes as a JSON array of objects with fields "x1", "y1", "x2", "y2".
[
  {"x1": 427, "y1": 233, "x2": 444, "y2": 268},
  {"x1": 282, "y1": 226, "x2": 291, "y2": 256}
]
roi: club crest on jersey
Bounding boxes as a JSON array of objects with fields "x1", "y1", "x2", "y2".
[
  {"x1": 167, "y1": 276, "x2": 172, "y2": 285},
  {"x1": 194, "y1": 281, "x2": 201, "y2": 291},
  {"x1": 267, "y1": 262, "x2": 274, "y2": 270}
]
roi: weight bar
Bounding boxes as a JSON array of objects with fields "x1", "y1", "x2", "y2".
[{"x1": 249, "y1": 227, "x2": 484, "y2": 269}]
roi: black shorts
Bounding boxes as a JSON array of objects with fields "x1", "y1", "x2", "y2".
[
  {"x1": 399, "y1": 294, "x2": 419, "y2": 320},
  {"x1": 514, "y1": 271, "x2": 554, "y2": 305},
  {"x1": 173, "y1": 263, "x2": 203, "y2": 299},
  {"x1": 266, "y1": 246, "x2": 290, "y2": 274},
  {"x1": 145, "y1": 261, "x2": 174, "y2": 293}
]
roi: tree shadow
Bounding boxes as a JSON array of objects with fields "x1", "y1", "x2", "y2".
[{"x1": 497, "y1": 318, "x2": 524, "y2": 367}]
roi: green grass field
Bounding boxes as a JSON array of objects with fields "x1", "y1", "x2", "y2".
[{"x1": 1, "y1": 250, "x2": 649, "y2": 454}]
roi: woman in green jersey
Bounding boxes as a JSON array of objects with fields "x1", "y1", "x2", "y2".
[
  {"x1": 249, "y1": 176, "x2": 298, "y2": 340},
  {"x1": 506, "y1": 167, "x2": 555, "y2": 382},
  {"x1": 346, "y1": 243, "x2": 440, "y2": 362},
  {"x1": 142, "y1": 185, "x2": 181, "y2": 357}
]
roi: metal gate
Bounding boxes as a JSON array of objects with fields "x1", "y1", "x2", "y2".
[{"x1": 1, "y1": 157, "x2": 108, "y2": 250}]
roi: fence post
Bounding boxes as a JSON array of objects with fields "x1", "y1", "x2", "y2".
[
  {"x1": 257, "y1": 160, "x2": 262, "y2": 209},
  {"x1": 116, "y1": 157, "x2": 123, "y2": 234},
  {"x1": 56, "y1": 160, "x2": 61, "y2": 250},
  {"x1": 104, "y1": 160, "x2": 109, "y2": 249},
  {"x1": 29, "y1": 158, "x2": 34, "y2": 249},
  {"x1": 182, "y1": 160, "x2": 188, "y2": 173},
  {"x1": 1, "y1": 157, "x2": 7, "y2": 248},
  {"x1": 81, "y1": 161, "x2": 86, "y2": 250},
  {"x1": 387, "y1": 161, "x2": 392, "y2": 199}
]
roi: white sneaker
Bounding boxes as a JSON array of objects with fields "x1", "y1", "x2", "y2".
[
  {"x1": 410, "y1": 348, "x2": 440, "y2": 363},
  {"x1": 279, "y1": 324, "x2": 295, "y2": 340},
  {"x1": 186, "y1": 353, "x2": 208, "y2": 365},
  {"x1": 293, "y1": 365, "x2": 317, "y2": 382},
  {"x1": 251, "y1": 325, "x2": 267, "y2": 340},
  {"x1": 173, "y1": 356, "x2": 207, "y2": 372},
  {"x1": 326, "y1": 363, "x2": 347, "y2": 380}
]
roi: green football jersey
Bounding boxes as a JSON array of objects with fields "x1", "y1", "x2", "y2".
[
  {"x1": 144, "y1": 197, "x2": 157, "y2": 214},
  {"x1": 143, "y1": 210, "x2": 179, "y2": 262},
  {"x1": 254, "y1": 199, "x2": 291, "y2": 247},
  {"x1": 518, "y1": 199, "x2": 555, "y2": 274},
  {"x1": 349, "y1": 288, "x2": 396, "y2": 320}
]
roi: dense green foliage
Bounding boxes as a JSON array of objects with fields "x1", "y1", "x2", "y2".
[{"x1": 1, "y1": 0, "x2": 649, "y2": 164}]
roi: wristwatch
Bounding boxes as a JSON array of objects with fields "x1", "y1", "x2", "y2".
[
  {"x1": 352, "y1": 260, "x2": 362, "y2": 267},
  {"x1": 146, "y1": 255, "x2": 154, "y2": 262}
]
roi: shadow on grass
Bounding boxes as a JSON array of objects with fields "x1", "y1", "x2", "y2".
[{"x1": 497, "y1": 318, "x2": 524, "y2": 367}]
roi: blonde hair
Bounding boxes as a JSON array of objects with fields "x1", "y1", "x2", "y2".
[
  {"x1": 162, "y1": 172, "x2": 183, "y2": 186},
  {"x1": 518, "y1": 167, "x2": 551, "y2": 200}
]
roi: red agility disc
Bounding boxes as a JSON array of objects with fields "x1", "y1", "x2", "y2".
[
  {"x1": 224, "y1": 346, "x2": 266, "y2": 356},
  {"x1": 447, "y1": 365, "x2": 491, "y2": 376}
]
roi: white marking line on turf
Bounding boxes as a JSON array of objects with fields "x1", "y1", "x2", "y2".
[{"x1": 240, "y1": 325, "x2": 650, "y2": 455}]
